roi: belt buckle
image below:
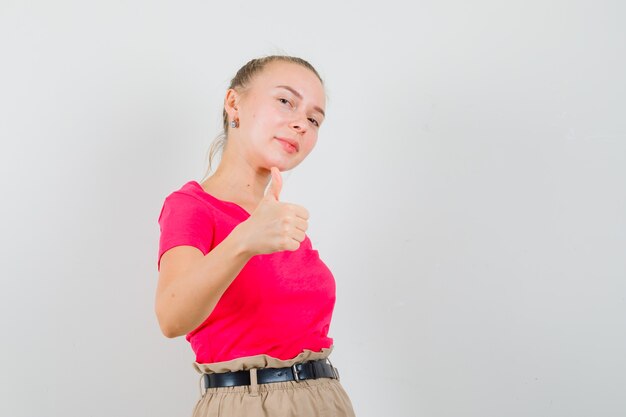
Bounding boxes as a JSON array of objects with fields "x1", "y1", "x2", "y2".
[{"x1": 291, "y1": 363, "x2": 301, "y2": 382}]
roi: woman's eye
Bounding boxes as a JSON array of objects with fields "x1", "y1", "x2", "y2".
[{"x1": 278, "y1": 98, "x2": 319, "y2": 127}]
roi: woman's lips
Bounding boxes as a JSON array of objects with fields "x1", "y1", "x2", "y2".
[{"x1": 275, "y1": 137, "x2": 298, "y2": 153}]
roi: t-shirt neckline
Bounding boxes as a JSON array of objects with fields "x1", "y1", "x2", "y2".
[{"x1": 189, "y1": 180, "x2": 252, "y2": 217}]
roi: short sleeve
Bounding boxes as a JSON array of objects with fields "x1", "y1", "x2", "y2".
[{"x1": 157, "y1": 191, "x2": 215, "y2": 271}]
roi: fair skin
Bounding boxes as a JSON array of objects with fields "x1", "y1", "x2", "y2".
[{"x1": 155, "y1": 61, "x2": 327, "y2": 338}]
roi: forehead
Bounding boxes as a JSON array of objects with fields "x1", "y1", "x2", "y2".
[{"x1": 253, "y1": 61, "x2": 326, "y2": 106}]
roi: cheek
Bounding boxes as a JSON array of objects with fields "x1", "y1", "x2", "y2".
[
  {"x1": 302, "y1": 137, "x2": 318, "y2": 155},
  {"x1": 253, "y1": 107, "x2": 283, "y2": 130},
  {"x1": 247, "y1": 111, "x2": 272, "y2": 136}
]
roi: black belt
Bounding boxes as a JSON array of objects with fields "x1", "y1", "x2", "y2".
[{"x1": 203, "y1": 359, "x2": 340, "y2": 389}]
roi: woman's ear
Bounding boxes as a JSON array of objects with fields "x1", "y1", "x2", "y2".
[
  {"x1": 224, "y1": 88, "x2": 236, "y2": 109},
  {"x1": 224, "y1": 88, "x2": 240, "y2": 120}
]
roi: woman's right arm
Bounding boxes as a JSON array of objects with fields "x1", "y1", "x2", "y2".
[
  {"x1": 155, "y1": 225, "x2": 254, "y2": 338},
  {"x1": 156, "y1": 167, "x2": 308, "y2": 338}
]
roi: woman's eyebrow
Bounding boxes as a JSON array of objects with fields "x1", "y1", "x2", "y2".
[{"x1": 275, "y1": 85, "x2": 325, "y2": 118}]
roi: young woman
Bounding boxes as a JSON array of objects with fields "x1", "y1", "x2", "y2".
[{"x1": 155, "y1": 55, "x2": 355, "y2": 417}]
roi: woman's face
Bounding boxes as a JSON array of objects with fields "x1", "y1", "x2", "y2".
[{"x1": 227, "y1": 61, "x2": 326, "y2": 172}]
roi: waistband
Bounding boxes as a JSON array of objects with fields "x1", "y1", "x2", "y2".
[{"x1": 192, "y1": 346, "x2": 334, "y2": 375}]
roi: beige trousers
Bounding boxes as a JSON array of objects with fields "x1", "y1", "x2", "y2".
[{"x1": 191, "y1": 346, "x2": 356, "y2": 417}]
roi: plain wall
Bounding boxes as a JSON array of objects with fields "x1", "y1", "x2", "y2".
[{"x1": 1, "y1": 1, "x2": 625, "y2": 416}]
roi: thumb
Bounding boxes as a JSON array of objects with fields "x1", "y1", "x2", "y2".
[{"x1": 266, "y1": 166, "x2": 283, "y2": 201}]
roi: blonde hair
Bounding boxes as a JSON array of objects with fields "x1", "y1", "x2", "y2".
[{"x1": 202, "y1": 55, "x2": 324, "y2": 181}]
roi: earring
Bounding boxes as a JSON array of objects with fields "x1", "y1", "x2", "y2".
[{"x1": 230, "y1": 119, "x2": 238, "y2": 128}]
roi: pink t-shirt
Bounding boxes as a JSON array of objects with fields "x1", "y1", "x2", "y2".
[{"x1": 157, "y1": 181, "x2": 335, "y2": 364}]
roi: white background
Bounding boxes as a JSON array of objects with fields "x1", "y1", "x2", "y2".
[{"x1": 1, "y1": 1, "x2": 625, "y2": 416}]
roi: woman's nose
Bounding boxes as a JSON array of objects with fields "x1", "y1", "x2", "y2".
[{"x1": 289, "y1": 113, "x2": 308, "y2": 133}]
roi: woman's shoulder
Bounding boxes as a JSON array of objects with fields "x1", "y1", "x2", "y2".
[
  {"x1": 163, "y1": 180, "x2": 250, "y2": 218},
  {"x1": 162, "y1": 180, "x2": 208, "y2": 206}
]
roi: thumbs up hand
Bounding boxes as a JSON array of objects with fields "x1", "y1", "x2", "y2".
[{"x1": 234, "y1": 167, "x2": 310, "y2": 256}]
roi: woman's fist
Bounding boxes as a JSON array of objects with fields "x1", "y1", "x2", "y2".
[{"x1": 235, "y1": 167, "x2": 309, "y2": 255}]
